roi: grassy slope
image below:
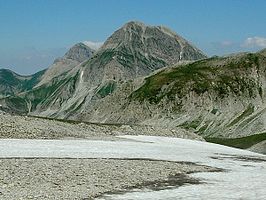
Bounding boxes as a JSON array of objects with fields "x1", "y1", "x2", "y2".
[
  {"x1": 131, "y1": 53, "x2": 262, "y2": 104},
  {"x1": 205, "y1": 132, "x2": 266, "y2": 149},
  {"x1": 0, "y1": 69, "x2": 46, "y2": 96},
  {"x1": 128, "y1": 52, "x2": 266, "y2": 149},
  {"x1": 2, "y1": 72, "x2": 79, "y2": 113}
]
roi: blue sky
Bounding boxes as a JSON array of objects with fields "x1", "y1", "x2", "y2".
[{"x1": 0, "y1": 0, "x2": 266, "y2": 74}]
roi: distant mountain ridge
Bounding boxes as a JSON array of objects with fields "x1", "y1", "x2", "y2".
[
  {"x1": 0, "y1": 68, "x2": 46, "y2": 98},
  {"x1": 0, "y1": 42, "x2": 94, "y2": 98}
]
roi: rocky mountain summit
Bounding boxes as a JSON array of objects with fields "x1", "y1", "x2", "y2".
[
  {"x1": 95, "y1": 21, "x2": 206, "y2": 79},
  {"x1": 77, "y1": 21, "x2": 207, "y2": 87},
  {"x1": 0, "y1": 21, "x2": 206, "y2": 116},
  {"x1": 64, "y1": 42, "x2": 94, "y2": 62},
  {"x1": 36, "y1": 43, "x2": 94, "y2": 87}
]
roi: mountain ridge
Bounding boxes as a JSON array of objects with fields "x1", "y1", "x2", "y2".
[
  {"x1": 14, "y1": 21, "x2": 206, "y2": 118},
  {"x1": 3, "y1": 21, "x2": 265, "y2": 147},
  {"x1": 0, "y1": 68, "x2": 46, "y2": 98}
]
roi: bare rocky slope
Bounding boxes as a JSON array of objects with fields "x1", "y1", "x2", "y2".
[
  {"x1": 0, "y1": 43, "x2": 93, "y2": 99},
  {"x1": 109, "y1": 52, "x2": 266, "y2": 135},
  {"x1": 0, "y1": 110, "x2": 202, "y2": 140}
]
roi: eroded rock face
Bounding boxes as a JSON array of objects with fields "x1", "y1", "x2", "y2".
[
  {"x1": 85, "y1": 21, "x2": 207, "y2": 82},
  {"x1": 1, "y1": 22, "x2": 266, "y2": 147}
]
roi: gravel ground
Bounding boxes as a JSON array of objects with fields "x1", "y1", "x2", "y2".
[
  {"x1": 0, "y1": 111, "x2": 208, "y2": 200},
  {"x1": 0, "y1": 158, "x2": 216, "y2": 200},
  {"x1": 0, "y1": 111, "x2": 202, "y2": 140}
]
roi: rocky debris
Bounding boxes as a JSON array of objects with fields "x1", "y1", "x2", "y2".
[
  {"x1": 0, "y1": 158, "x2": 216, "y2": 199},
  {"x1": 0, "y1": 112, "x2": 202, "y2": 140},
  {"x1": 0, "y1": 112, "x2": 109, "y2": 139}
]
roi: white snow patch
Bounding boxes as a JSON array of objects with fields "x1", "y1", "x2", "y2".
[
  {"x1": 0, "y1": 136, "x2": 265, "y2": 199},
  {"x1": 179, "y1": 51, "x2": 183, "y2": 60},
  {"x1": 80, "y1": 70, "x2": 84, "y2": 84}
]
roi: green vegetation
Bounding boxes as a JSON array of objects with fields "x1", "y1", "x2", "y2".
[
  {"x1": 0, "y1": 69, "x2": 46, "y2": 96},
  {"x1": 98, "y1": 50, "x2": 116, "y2": 66},
  {"x1": 0, "y1": 69, "x2": 21, "y2": 87},
  {"x1": 211, "y1": 108, "x2": 219, "y2": 115},
  {"x1": 97, "y1": 81, "x2": 117, "y2": 98},
  {"x1": 5, "y1": 96, "x2": 28, "y2": 113},
  {"x1": 31, "y1": 115, "x2": 81, "y2": 125},
  {"x1": 179, "y1": 118, "x2": 202, "y2": 130},
  {"x1": 130, "y1": 53, "x2": 262, "y2": 104},
  {"x1": 30, "y1": 115, "x2": 123, "y2": 127},
  {"x1": 237, "y1": 108, "x2": 266, "y2": 128},
  {"x1": 205, "y1": 132, "x2": 266, "y2": 149},
  {"x1": 28, "y1": 73, "x2": 78, "y2": 109},
  {"x1": 3, "y1": 73, "x2": 79, "y2": 114},
  {"x1": 21, "y1": 69, "x2": 46, "y2": 91}
]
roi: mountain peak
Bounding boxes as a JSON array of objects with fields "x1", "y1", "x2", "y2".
[
  {"x1": 122, "y1": 21, "x2": 184, "y2": 39},
  {"x1": 36, "y1": 42, "x2": 95, "y2": 87},
  {"x1": 101, "y1": 21, "x2": 207, "y2": 64},
  {"x1": 64, "y1": 43, "x2": 94, "y2": 62},
  {"x1": 78, "y1": 21, "x2": 207, "y2": 88},
  {"x1": 122, "y1": 21, "x2": 146, "y2": 28}
]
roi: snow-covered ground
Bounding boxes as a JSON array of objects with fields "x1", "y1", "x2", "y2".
[{"x1": 0, "y1": 135, "x2": 265, "y2": 199}]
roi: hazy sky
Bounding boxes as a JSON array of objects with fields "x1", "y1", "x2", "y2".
[{"x1": 0, "y1": 0, "x2": 266, "y2": 75}]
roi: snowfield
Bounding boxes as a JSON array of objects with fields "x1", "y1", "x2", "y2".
[{"x1": 0, "y1": 135, "x2": 265, "y2": 199}]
